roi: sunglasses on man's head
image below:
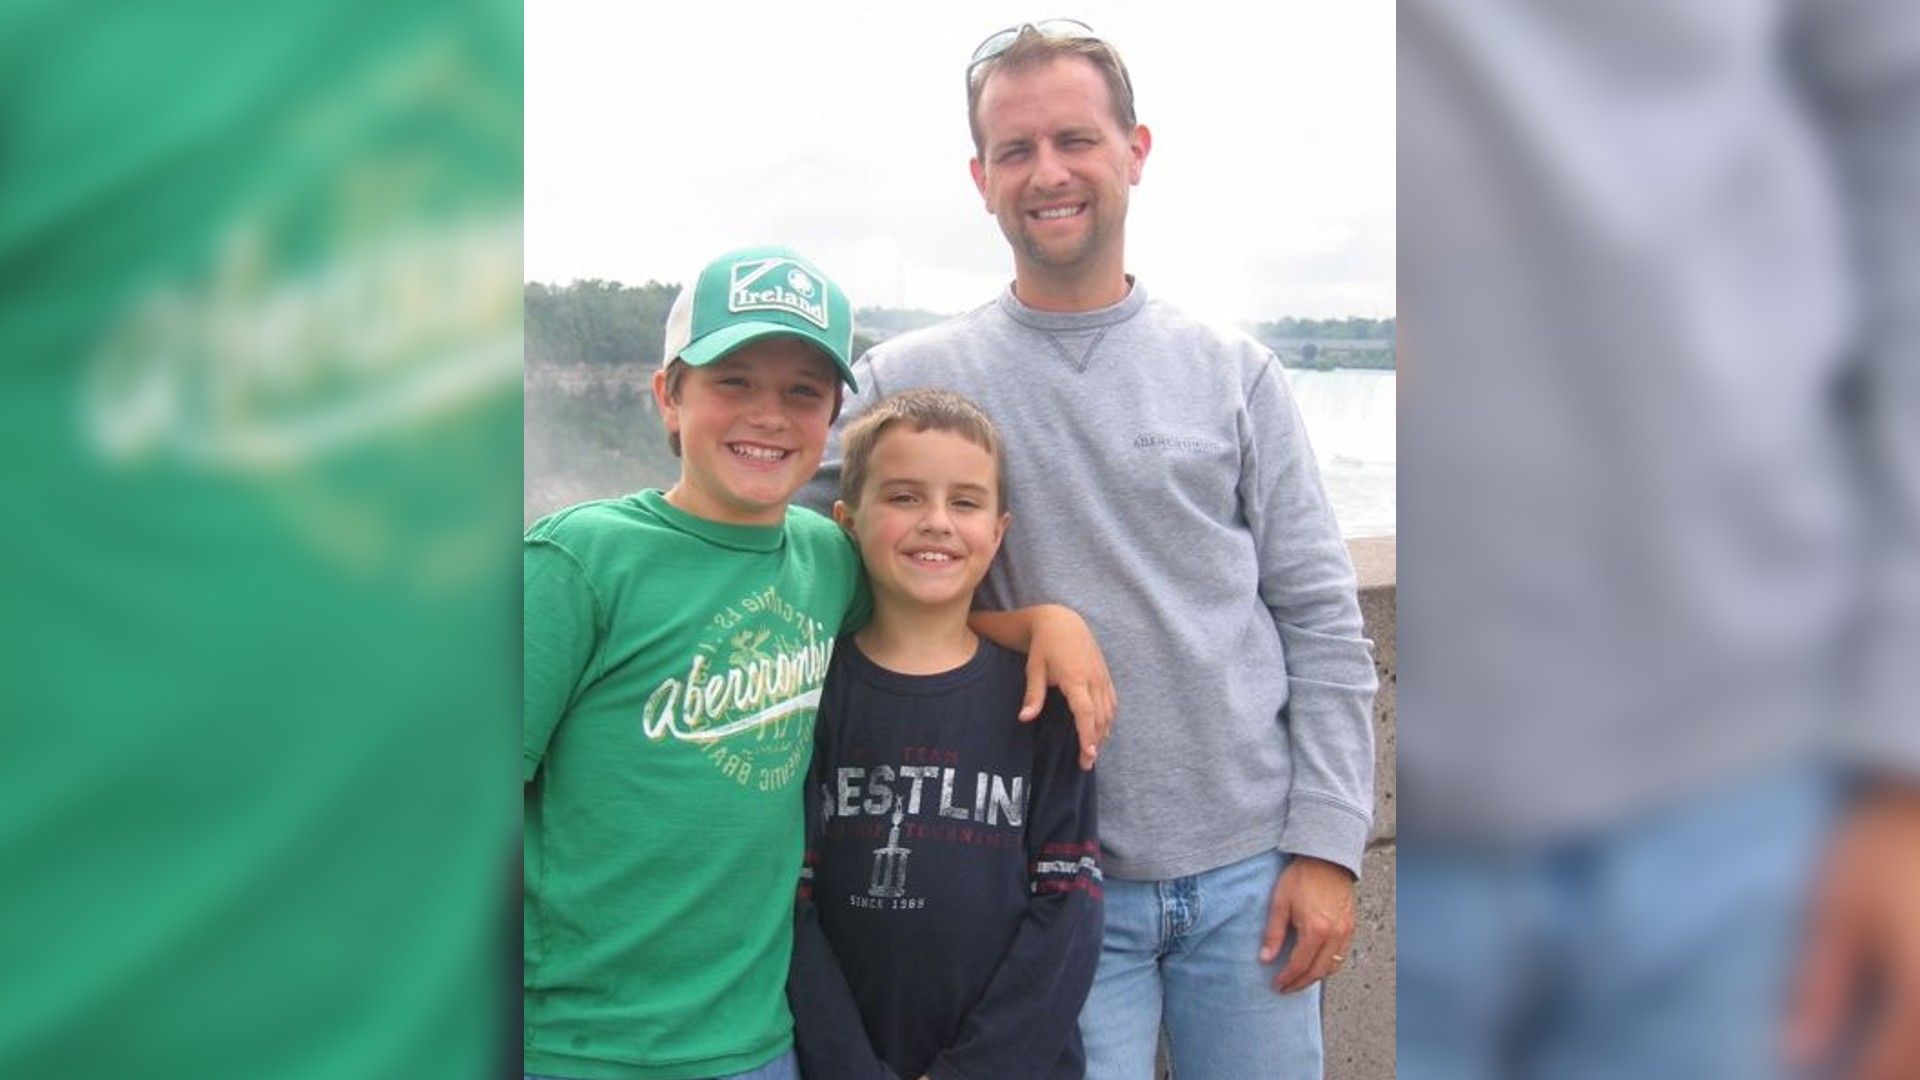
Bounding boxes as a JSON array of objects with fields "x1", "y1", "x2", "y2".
[
  {"x1": 966, "y1": 18, "x2": 1127, "y2": 90},
  {"x1": 970, "y1": 18, "x2": 1098, "y2": 66}
]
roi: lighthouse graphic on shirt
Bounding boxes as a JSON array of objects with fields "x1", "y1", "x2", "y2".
[{"x1": 869, "y1": 804, "x2": 912, "y2": 898}]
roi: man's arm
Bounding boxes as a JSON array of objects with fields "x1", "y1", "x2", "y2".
[
  {"x1": 968, "y1": 606, "x2": 1115, "y2": 770},
  {"x1": 1239, "y1": 356, "x2": 1378, "y2": 874},
  {"x1": 1789, "y1": 0, "x2": 1920, "y2": 784},
  {"x1": 1235, "y1": 355, "x2": 1377, "y2": 991},
  {"x1": 1785, "y1": 3, "x2": 1920, "y2": 1076},
  {"x1": 522, "y1": 539, "x2": 599, "y2": 781},
  {"x1": 924, "y1": 695, "x2": 1102, "y2": 1080}
]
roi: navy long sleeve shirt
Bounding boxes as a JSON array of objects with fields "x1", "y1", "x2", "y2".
[{"x1": 788, "y1": 637, "x2": 1102, "y2": 1080}]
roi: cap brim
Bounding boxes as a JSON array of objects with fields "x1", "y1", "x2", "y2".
[{"x1": 677, "y1": 323, "x2": 859, "y2": 392}]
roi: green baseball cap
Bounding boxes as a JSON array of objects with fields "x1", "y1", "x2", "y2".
[{"x1": 661, "y1": 245, "x2": 859, "y2": 390}]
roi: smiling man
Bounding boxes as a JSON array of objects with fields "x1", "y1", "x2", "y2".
[{"x1": 800, "y1": 21, "x2": 1377, "y2": 1080}]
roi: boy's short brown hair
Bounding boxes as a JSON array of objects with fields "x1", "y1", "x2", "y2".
[{"x1": 839, "y1": 389, "x2": 1007, "y2": 510}]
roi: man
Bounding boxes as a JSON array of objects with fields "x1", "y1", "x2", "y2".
[
  {"x1": 802, "y1": 21, "x2": 1376, "y2": 1080},
  {"x1": 1399, "y1": 1, "x2": 1920, "y2": 1078}
]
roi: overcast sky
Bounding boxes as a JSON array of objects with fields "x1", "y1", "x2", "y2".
[{"x1": 526, "y1": 1, "x2": 1394, "y2": 326}]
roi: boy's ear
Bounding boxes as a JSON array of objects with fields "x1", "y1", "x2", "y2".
[
  {"x1": 650, "y1": 368, "x2": 679, "y2": 434},
  {"x1": 831, "y1": 500, "x2": 855, "y2": 535},
  {"x1": 992, "y1": 511, "x2": 1011, "y2": 549}
]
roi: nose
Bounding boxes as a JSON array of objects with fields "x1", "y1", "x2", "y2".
[
  {"x1": 742, "y1": 388, "x2": 787, "y2": 428},
  {"x1": 1032, "y1": 142, "x2": 1071, "y2": 189},
  {"x1": 918, "y1": 502, "x2": 954, "y2": 535}
]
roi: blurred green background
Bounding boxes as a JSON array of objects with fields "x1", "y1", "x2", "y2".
[{"x1": 0, "y1": 2, "x2": 520, "y2": 1076}]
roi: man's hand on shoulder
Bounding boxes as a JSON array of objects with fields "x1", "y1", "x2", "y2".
[
  {"x1": 1264, "y1": 854, "x2": 1357, "y2": 994},
  {"x1": 1018, "y1": 605, "x2": 1115, "y2": 770}
]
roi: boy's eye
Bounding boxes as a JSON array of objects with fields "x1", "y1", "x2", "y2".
[
  {"x1": 789, "y1": 384, "x2": 824, "y2": 399},
  {"x1": 886, "y1": 492, "x2": 918, "y2": 505}
]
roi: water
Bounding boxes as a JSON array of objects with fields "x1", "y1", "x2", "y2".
[
  {"x1": 525, "y1": 366, "x2": 1397, "y2": 539},
  {"x1": 1286, "y1": 368, "x2": 1396, "y2": 538}
]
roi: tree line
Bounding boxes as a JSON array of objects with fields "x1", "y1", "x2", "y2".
[
  {"x1": 525, "y1": 280, "x2": 679, "y2": 367},
  {"x1": 525, "y1": 280, "x2": 1394, "y2": 371},
  {"x1": 1250, "y1": 315, "x2": 1395, "y2": 342}
]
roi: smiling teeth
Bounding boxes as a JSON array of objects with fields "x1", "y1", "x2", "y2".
[
  {"x1": 1035, "y1": 206, "x2": 1081, "y2": 219},
  {"x1": 911, "y1": 552, "x2": 955, "y2": 563},
  {"x1": 730, "y1": 444, "x2": 786, "y2": 461}
]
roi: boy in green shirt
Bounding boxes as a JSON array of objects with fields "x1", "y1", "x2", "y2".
[{"x1": 523, "y1": 246, "x2": 1110, "y2": 1080}]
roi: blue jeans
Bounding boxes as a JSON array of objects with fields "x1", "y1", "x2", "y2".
[
  {"x1": 1398, "y1": 767, "x2": 1837, "y2": 1080},
  {"x1": 526, "y1": 1047, "x2": 798, "y2": 1080},
  {"x1": 1079, "y1": 848, "x2": 1323, "y2": 1080}
]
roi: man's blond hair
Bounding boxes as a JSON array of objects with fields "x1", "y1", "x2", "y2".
[{"x1": 966, "y1": 26, "x2": 1137, "y2": 156}]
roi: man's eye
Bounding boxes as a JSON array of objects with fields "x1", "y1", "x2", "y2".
[
  {"x1": 790, "y1": 384, "x2": 824, "y2": 399},
  {"x1": 718, "y1": 376, "x2": 750, "y2": 389}
]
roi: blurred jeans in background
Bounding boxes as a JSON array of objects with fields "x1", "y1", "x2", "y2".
[{"x1": 1400, "y1": 0, "x2": 1920, "y2": 1077}]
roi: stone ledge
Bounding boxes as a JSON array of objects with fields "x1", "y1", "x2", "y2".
[{"x1": 1328, "y1": 535, "x2": 1395, "y2": 1080}]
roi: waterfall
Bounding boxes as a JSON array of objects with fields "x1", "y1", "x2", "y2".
[{"x1": 1286, "y1": 369, "x2": 1397, "y2": 537}]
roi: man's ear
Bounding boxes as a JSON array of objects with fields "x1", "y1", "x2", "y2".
[
  {"x1": 832, "y1": 500, "x2": 855, "y2": 536},
  {"x1": 1127, "y1": 123, "x2": 1152, "y2": 185},
  {"x1": 970, "y1": 156, "x2": 989, "y2": 208},
  {"x1": 651, "y1": 368, "x2": 679, "y2": 435}
]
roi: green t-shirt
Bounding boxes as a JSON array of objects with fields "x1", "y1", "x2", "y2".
[
  {"x1": 523, "y1": 490, "x2": 867, "y2": 1079},
  {"x1": 1, "y1": 4, "x2": 519, "y2": 1077}
]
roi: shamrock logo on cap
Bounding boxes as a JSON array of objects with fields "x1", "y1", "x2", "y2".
[{"x1": 787, "y1": 269, "x2": 815, "y2": 297}]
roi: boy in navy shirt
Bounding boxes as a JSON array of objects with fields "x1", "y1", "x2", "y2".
[{"x1": 789, "y1": 389, "x2": 1102, "y2": 1080}]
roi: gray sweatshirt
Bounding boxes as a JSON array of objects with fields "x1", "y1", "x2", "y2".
[
  {"x1": 801, "y1": 283, "x2": 1377, "y2": 880},
  {"x1": 1400, "y1": 0, "x2": 1920, "y2": 840}
]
